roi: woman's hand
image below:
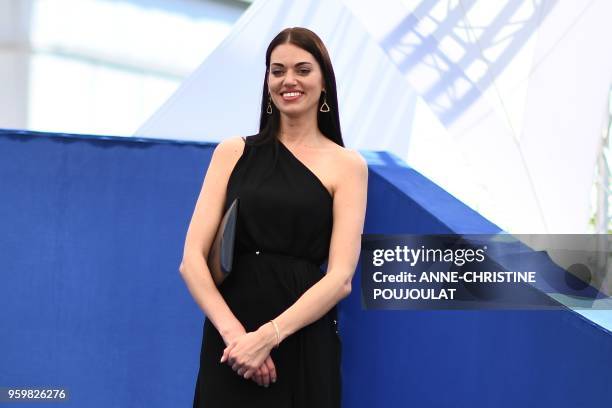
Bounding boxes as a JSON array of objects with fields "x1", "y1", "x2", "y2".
[
  {"x1": 220, "y1": 322, "x2": 278, "y2": 381},
  {"x1": 220, "y1": 324, "x2": 278, "y2": 386},
  {"x1": 252, "y1": 356, "x2": 277, "y2": 387}
]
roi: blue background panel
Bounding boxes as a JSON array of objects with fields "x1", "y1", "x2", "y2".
[{"x1": 0, "y1": 130, "x2": 610, "y2": 407}]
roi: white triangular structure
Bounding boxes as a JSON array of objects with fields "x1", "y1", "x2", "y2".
[{"x1": 137, "y1": 0, "x2": 612, "y2": 235}]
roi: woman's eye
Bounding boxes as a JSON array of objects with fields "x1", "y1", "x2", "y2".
[{"x1": 270, "y1": 69, "x2": 310, "y2": 76}]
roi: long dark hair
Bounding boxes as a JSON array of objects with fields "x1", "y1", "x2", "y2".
[{"x1": 250, "y1": 27, "x2": 343, "y2": 147}]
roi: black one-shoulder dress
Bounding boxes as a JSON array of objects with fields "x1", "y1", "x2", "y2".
[{"x1": 193, "y1": 135, "x2": 342, "y2": 407}]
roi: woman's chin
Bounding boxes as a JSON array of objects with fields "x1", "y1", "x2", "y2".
[{"x1": 278, "y1": 105, "x2": 316, "y2": 117}]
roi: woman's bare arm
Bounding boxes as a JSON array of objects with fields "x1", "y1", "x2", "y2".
[
  {"x1": 264, "y1": 148, "x2": 368, "y2": 343},
  {"x1": 178, "y1": 136, "x2": 246, "y2": 342}
]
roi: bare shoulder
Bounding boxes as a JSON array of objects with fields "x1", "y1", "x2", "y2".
[
  {"x1": 324, "y1": 143, "x2": 367, "y2": 198},
  {"x1": 331, "y1": 144, "x2": 368, "y2": 177},
  {"x1": 210, "y1": 136, "x2": 246, "y2": 172},
  {"x1": 215, "y1": 135, "x2": 246, "y2": 156}
]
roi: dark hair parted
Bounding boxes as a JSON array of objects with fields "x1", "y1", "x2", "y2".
[{"x1": 249, "y1": 27, "x2": 343, "y2": 148}]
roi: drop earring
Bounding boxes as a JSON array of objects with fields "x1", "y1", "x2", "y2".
[
  {"x1": 320, "y1": 90, "x2": 330, "y2": 113},
  {"x1": 267, "y1": 93, "x2": 273, "y2": 114}
]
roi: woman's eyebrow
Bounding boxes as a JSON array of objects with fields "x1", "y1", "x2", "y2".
[{"x1": 270, "y1": 62, "x2": 313, "y2": 67}]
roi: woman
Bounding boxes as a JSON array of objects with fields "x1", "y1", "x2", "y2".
[{"x1": 179, "y1": 27, "x2": 368, "y2": 408}]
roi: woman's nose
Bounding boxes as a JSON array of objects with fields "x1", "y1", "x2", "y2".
[{"x1": 284, "y1": 70, "x2": 297, "y2": 85}]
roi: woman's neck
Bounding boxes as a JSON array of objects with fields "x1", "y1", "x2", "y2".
[{"x1": 277, "y1": 110, "x2": 322, "y2": 146}]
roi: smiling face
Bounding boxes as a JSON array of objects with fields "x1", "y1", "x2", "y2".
[{"x1": 268, "y1": 42, "x2": 325, "y2": 117}]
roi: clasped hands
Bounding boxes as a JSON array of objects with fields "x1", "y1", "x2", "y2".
[{"x1": 220, "y1": 322, "x2": 278, "y2": 387}]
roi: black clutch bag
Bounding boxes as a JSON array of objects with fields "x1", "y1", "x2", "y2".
[{"x1": 207, "y1": 198, "x2": 239, "y2": 286}]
